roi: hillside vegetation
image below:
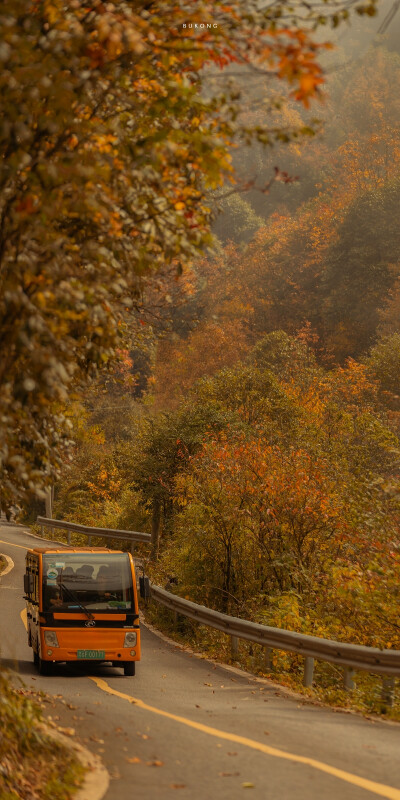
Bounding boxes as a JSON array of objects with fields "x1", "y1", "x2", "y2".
[
  {"x1": 21, "y1": 24, "x2": 399, "y2": 712},
  {"x1": 0, "y1": 670, "x2": 84, "y2": 800}
]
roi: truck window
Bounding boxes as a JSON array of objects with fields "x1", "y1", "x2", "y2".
[{"x1": 42, "y1": 553, "x2": 135, "y2": 613}]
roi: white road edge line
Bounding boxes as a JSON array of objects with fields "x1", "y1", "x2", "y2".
[{"x1": 0, "y1": 553, "x2": 14, "y2": 578}]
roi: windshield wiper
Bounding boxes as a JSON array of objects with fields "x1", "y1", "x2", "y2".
[{"x1": 59, "y1": 581, "x2": 94, "y2": 620}]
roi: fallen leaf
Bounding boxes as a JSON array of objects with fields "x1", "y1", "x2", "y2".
[
  {"x1": 264, "y1": 731, "x2": 270, "y2": 736},
  {"x1": 127, "y1": 757, "x2": 142, "y2": 764},
  {"x1": 195, "y1": 704, "x2": 201, "y2": 708},
  {"x1": 242, "y1": 783, "x2": 255, "y2": 788},
  {"x1": 59, "y1": 727, "x2": 75, "y2": 737},
  {"x1": 204, "y1": 683, "x2": 212, "y2": 687},
  {"x1": 219, "y1": 771, "x2": 240, "y2": 777},
  {"x1": 170, "y1": 784, "x2": 186, "y2": 789},
  {"x1": 146, "y1": 760, "x2": 164, "y2": 767},
  {"x1": 109, "y1": 767, "x2": 121, "y2": 780}
]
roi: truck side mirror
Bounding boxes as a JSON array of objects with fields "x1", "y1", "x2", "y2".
[
  {"x1": 24, "y1": 574, "x2": 35, "y2": 595},
  {"x1": 139, "y1": 576, "x2": 150, "y2": 601}
]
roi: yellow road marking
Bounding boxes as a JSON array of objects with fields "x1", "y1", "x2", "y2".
[
  {"x1": 90, "y1": 676, "x2": 400, "y2": 800},
  {"x1": 0, "y1": 538, "x2": 27, "y2": 550},
  {"x1": 20, "y1": 608, "x2": 27, "y2": 630}
]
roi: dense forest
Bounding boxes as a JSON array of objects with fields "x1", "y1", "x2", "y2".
[
  {"x1": 48, "y1": 32, "x2": 400, "y2": 655},
  {"x1": 3, "y1": 1, "x2": 397, "y2": 663}
]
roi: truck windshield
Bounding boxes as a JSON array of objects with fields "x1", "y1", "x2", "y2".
[{"x1": 42, "y1": 553, "x2": 134, "y2": 613}]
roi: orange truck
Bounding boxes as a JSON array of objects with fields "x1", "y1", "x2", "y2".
[{"x1": 24, "y1": 546, "x2": 144, "y2": 676}]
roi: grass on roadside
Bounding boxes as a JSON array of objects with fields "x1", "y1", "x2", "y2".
[{"x1": 0, "y1": 670, "x2": 85, "y2": 800}]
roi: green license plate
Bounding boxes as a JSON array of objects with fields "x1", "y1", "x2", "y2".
[{"x1": 77, "y1": 650, "x2": 105, "y2": 659}]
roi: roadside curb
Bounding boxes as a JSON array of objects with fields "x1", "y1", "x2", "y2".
[
  {"x1": 38, "y1": 721, "x2": 110, "y2": 800},
  {"x1": 141, "y1": 613, "x2": 399, "y2": 724}
]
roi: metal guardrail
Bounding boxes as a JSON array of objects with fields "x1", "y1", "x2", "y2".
[
  {"x1": 37, "y1": 516, "x2": 151, "y2": 551},
  {"x1": 149, "y1": 584, "x2": 400, "y2": 675},
  {"x1": 37, "y1": 516, "x2": 399, "y2": 698}
]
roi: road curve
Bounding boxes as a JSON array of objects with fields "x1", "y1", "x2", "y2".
[{"x1": 1, "y1": 520, "x2": 399, "y2": 800}]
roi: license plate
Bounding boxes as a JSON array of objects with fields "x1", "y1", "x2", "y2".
[{"x1": 77, "y1": 650, "x2": 105, "y2": 659}]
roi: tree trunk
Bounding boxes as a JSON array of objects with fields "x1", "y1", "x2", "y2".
[{"x1": 44, "y1": 486, "x2": 53, "y2": 519}]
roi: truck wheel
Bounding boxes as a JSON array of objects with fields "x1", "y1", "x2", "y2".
[
  {"x1": 123, "y1": 662, "x2": 135, "y2": 676},
  {"x1": 36, "y1": 640, "x2": 52, "y2": 675},
  {"x1": 38, "y1": 656, "x2": 52, "y2": 676}
]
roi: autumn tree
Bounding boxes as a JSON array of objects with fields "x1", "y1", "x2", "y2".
[
  {"x1": 365, "y1": 333, "x2": 400, "y2": 412},
  {"x1": 2, "y1": 0, "x2": 375, "y2": 511},
  {"x1": 172, "y1": 436, "x2": 348, "y2": 611},
  {"x1": 153, "y1": 319, "x2": 250, "y2": 410}
]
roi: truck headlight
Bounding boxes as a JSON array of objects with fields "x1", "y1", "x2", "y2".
[
  {"x1": 124, "y1": 631, "x2": 137, "y2": 647},
  {"x1": 44, "y1": 631, "x2": 59, "y2": 647}
]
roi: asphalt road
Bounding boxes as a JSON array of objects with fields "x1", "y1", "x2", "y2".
[{"x1": 1, "y1": 520, "x2": 399, "y2": 800}]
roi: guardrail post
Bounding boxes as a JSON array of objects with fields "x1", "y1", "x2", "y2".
[
  {"x1": 231, "y1": 635, "x2": 239, "y2": 659},
  {"x1": 344, "y1": 669, "x2": 355, "y2": 690},
  {"x1": 264, "y1": 646, "x2": 272, "y2": 670},
  {"x1": 303, "y1": 657, "x2": 314, "y2": 687},
  {"x1": 67, "y1": 531, "x2": 71, "y2": 545},
  {"x1": 173, "y1": 611, "x2": 179, "y2": 627},
  {"x1": 130, "y1": 542, "x2": 135, "y2": 556},
  {"x1": 88, "y1": 535, "x2": 92, "y2": 546},
  {"x1": 381, "y1": 677, "x2": 395, "y2": 708}
]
